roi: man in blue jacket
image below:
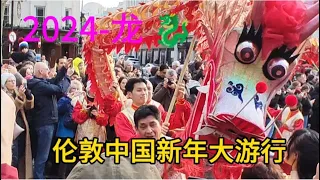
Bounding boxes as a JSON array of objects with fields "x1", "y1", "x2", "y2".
[{"x1": 27, "y1": 61, "x2": 69, "y2": 179}]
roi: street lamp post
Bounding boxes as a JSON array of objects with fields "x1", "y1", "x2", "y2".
[
  {"x1": 79, "y1": 12, "x2": 84, "y2": 44},
  {"x1": 10, "y1": 0, "x2": 14, "y2": 52},
  {"x1": 10, "y1": 0, "x2": 13, "y2": 32},
  {"x1": 79, "y1": 0, "x2": 84, "y2": 53}
]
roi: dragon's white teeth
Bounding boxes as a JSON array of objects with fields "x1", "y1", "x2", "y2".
[
  {"x1": 196, "y1": 85, "x2": 209, "y2": 94},
  {"x1": 194, "y1": 126, "x2": 215, "y2": 135}
]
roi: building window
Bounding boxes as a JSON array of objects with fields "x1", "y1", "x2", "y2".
[
  {"x1": 4, "y1": 6, "x2": 9, "y2": 25},
  {"x1": 159, "y1": 49, "x2": 166, "y2": 65},
  {"x1": 65, "y1": 9, "x2": 71, "y2": 27},
  {"x1": 137, "y1": 50, "x2": 141, "y2": 62},
  {"x1": 146, "y1": 50, "x2": 152, "y2": 64},
  {"x1": 153, "y1": 49, "x2": 159, "y2": 64},
  {"x1": 36, "y1": 7, "x2": 45, "y2": 25},
  {"x1": 142, "y1": 49, "x2": 147, "y2": 65},
  {"x1": 167, "y1": 48, "x2": 174, "y2": 65}
]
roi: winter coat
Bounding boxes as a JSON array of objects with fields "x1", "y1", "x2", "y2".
[
  {"x1": 6, "y1": 90, "x2": 34, "y2": 179},
  {"x1": 27, "y1": 67, "x2": 67, "y2": 128},
  {"x1": 56, "y1": 96, "x2": 77, "y2": 138}
]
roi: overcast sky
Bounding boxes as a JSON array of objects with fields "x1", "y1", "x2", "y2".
[{"x1": 82, "y1": 0, "x2": 122, "y2": 8}]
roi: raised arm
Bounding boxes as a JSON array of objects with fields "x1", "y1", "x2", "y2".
[
  {"x1": 36, "y1": 81, "x2": 63, "y2": 96},
  {"x1": 153, "y1": 83, "x2": 169, "y2": 103},
  {"x1": 48, "y1": 66, "x2": 67, "y2": 85},
  {"x1": 159, "y1": 99, "x2": 191, "y2": 130}
]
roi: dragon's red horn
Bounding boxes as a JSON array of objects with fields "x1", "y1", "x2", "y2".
[
  {"x1": 300, "y1": 1, "x2": 319, "y2": 43},
  {"x1": 305, "y1": 0, "x2": 319, "y2": 22},
  {"x1": 201, "y1": 23, "x2": 214, "y2": 48}
]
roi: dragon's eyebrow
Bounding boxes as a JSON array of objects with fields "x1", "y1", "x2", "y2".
[
  {"x1": 267, "y1": 45, "x2": 299, "y2": 64},
  {"x1": 237, "y1": 22, "x2": 263, "y2": 51},
  {"x1": 262, "y1": 45, "x2": 300, "y2": 80}
]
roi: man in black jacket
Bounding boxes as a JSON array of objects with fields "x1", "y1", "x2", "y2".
[
  {"x1": 149, "y1": 64, "x2": 168, "y2": 90},
  {"x1": 27, "y1": 62, "x2": 68, "y2": 179}
]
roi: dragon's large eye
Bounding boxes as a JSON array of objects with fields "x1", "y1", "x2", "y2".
[
  {"x1": 263, "y1": 45, "x2": 298, "y2": 80},
  {"x1": 266, "y1": 57, "x2": 289, "y2": 79},
  {"x1": 235, "y1": 41, "x2": 259, "y2": 64}
]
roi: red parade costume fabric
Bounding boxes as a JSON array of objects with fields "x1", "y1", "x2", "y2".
[
  {"x1": 81, "y1": 0, "x2": 319, "y2": 178},
  {"x1": 72, "y1": 102, "x2": 88, "y2": 124},
  {"x1": 115, "y1": 111, "x2": 141, "y2": 142},
  {"x1": 102, "y1": 94, "x2": 123, "y2": 126},
  {"x1": 275, "y1": 109, "x2": 304, "y2": 139},
  {"x1": 262, "y1": 1, "x2": 307, "y2": 59},
  {"x1": 1, "y1": 164, "x2": 18, "y2": 179},
  {"x1": 105, "y1": 96, "x2": 191, "y2": 142}
]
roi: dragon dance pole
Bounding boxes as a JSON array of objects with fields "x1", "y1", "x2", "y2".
[
  {"x1": 266, "y1": 111, "x2": 284, "y2": 139},
  {"x1": 105, "y1": 53, "x2": 126, "y2": 104},
  {"x1": 312, "y1": 61, "x2": 319, "y2": 71},
  {"x1": 164, "y1": 38, "x2": 196, "y2": 126}
]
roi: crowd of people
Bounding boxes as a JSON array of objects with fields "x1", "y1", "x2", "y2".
[{"x1": 1, "y1": 42, "x2": 319, "y2": 179}]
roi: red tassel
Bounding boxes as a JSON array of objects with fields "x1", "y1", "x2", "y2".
[
  {"x1": 133, "y1": 43, "x2": 141, "y2": 52},
  {"x1": 116, "y1": 44, "x2": 122, "y2": 54},
  {"x1": 124, "y1": 43, "x2": 131, "y2": 54},
  {"x1": 105, "y1": 46, "x2": 113, "y2": 54},
  {"x1": 153, "y1": 36, "x2": 160, "y2": 47},
  {"x1": 145, "y1": 37, "x2": 153, "y2": 49}
]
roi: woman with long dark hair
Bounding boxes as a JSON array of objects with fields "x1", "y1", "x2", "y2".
[
  {"x1": 118, "y1": 76, "x2": 128, "y2": 94},
  {"x1": 285, "y1": 129, "x2": 319, "y2": 179}
]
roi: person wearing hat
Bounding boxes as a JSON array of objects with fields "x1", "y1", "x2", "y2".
[
  {"x1": 19, "y1": 41, "x2": 36, "y2": 61},
  {"x1": 10, "y1": 41, "x2": 36, "y2": 64},
  {"x1": 275, "y1": 97, "x2": 304, "y2": 141}
]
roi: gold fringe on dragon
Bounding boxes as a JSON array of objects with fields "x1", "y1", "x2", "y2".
[{"x1": 81, "y1": 0, "x2": 319, "y2": 179}]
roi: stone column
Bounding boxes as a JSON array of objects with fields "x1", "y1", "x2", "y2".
[{"x1": 174, "y1": 44, "x2": 179, "y2": 62}]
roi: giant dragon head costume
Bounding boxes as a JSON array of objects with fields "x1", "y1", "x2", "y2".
[{"x1": 83, "y1": 0, "x2": 319, "y2": 179}]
